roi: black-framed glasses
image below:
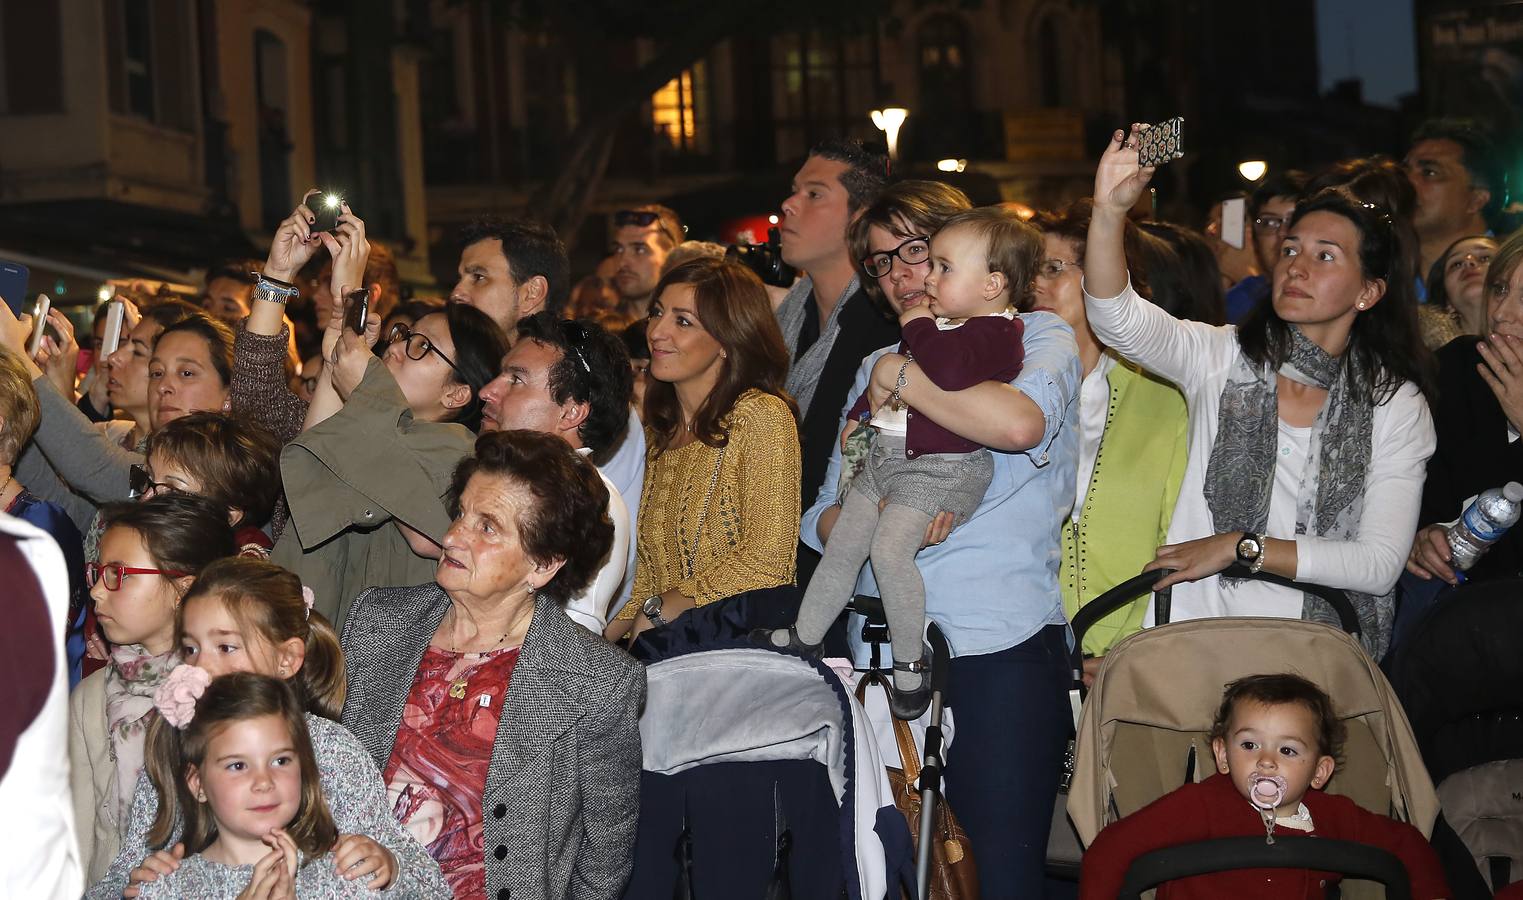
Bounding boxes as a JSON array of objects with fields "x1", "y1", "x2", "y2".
[
  {"x1": 128, "y1": 464, "x2": 178, "y2": 500},
  {"x1": 387, "y1": 323, "x2": 465, "y2": 377},
  {"x1": 86, "y1": 562, "x2": 190, "y2": 591},
  {"x1": 861, "y1": 235, "x2": 931, "y2": 278}
]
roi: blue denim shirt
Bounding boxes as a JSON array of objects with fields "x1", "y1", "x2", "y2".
[{"x1": 801, "y1": 310, "x2": 1081, "y2": 659}]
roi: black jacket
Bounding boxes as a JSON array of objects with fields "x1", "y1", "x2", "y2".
[{"x1": 1420, "y1": 336, "x2": 1523, "y2": 579}]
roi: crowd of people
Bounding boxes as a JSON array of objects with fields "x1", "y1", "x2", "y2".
[{"x1": 2, "y1": 113, "x2": 1515, "y2": 900}]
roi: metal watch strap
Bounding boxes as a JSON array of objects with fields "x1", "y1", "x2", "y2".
[
  {"x1": 253, "y1": 274, "x2": 299, "y2": 305},
  {"x1": 1248, "y1": 533, "x2": 1268, "y2": 574}
]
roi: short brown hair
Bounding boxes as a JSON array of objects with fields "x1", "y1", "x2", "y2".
[
  {"x1": 848, "y1": 180, "x2": 974, "y2": 300},
  {"x1": 937, "y1": 206, "x2": 1044, "y2": 312},
  {"x1": 619, "y1": 204, "x2": 686, "y2": 251},
  {"x1": 181, "y1": 558, "x2": 346, "y2": 720},
  {"x1": 447, "y1": 430, "x2": 615, "y2": 605},
  {"x1": 147, "y1": 413, "x2": 281, "y2": 528},
  {"x1": 146, "y1": 673, "x2": 337, "y2": 856},
  {"x1": 1209, "y1": 673, "x2": 1346, "y2": 759},
  {"x1": 0, "y1": 348, "x2": 39, "y2": 464}
]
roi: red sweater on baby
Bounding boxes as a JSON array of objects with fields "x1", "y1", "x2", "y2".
[{"x1": 1079, "y1": 773, "x2": 1450, "y2": 899}]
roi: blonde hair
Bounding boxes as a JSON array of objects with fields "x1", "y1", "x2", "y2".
[{"x1": 0, "y1": 348, "x2": 39, "y2": 465}]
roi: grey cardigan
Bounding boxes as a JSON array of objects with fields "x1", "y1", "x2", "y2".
[{"x1": 339, "y1": 583, "x2": 646, "y2": 900}]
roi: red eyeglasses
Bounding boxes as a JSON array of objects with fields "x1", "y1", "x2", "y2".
[{"x1": 86, "y1": 562, "x2": 190, "y2": 591}]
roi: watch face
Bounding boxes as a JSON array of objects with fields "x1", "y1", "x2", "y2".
[{"x1": 1237, "y1": 536, "x2": 1260, "y2": 559}]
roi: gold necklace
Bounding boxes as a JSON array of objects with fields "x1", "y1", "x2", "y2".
[{"x1": 444, "y1": 611, "x2": 510, "y2": 700}]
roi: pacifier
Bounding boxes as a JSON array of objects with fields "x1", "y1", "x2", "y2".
[{"x1": 1249, "y1": 774, "x2": 1288, "y2": 811}]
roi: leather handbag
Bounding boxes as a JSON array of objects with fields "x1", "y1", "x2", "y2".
[{"x1": 856, "y1": 673, "x2": 978, "y2": 899}]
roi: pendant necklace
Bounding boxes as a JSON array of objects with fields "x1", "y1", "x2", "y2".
[{"x1": 445, "y1": 613, "x2": 510, "y2": 700}]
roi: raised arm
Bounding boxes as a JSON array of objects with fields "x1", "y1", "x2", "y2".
[{"x1": 1085, "y1": 126, "x2": 1155, "y2": 300}]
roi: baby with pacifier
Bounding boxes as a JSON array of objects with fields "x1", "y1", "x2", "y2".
[{"x1": 1080, "y1": 674, "x2": 1451, "y2": 899}]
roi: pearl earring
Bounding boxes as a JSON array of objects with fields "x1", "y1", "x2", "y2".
[{"x1": 1356, "y1": 302, "x2": 1367, "y2": 310}]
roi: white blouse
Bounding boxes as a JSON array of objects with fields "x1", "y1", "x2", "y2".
[{"x1": 1083, "y1": 281, "x2": 1436, "y2": 624}]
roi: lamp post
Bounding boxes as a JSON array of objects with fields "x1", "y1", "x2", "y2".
[
  {"x1": 871, "y1": 107, "x2": 909, "y2": 161},
  {"x1": 1238, "y1": 160, "x2": 1268, "y2": 182}
]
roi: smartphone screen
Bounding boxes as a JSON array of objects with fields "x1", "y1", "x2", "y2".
[
  {"x1": 1221, "y1": 197, "x2": 1247, "y2": 250},
  {"x1": 0, "y1": 261, "x2": 30, "y2": 316}
]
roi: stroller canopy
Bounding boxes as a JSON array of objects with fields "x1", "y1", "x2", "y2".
[{"x1": 1069, "y1": 617, "x2": 1439, "y2": 846}]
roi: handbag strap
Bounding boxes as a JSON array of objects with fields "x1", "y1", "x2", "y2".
[{"x1": 854, "y1": 671, "x2": 922, "y2": 784}]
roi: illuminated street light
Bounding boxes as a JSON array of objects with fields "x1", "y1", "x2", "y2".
[
  {"x1": 1238, "y1": 160, "x2": 1268, "y2": 182},
  {"x1": 937, "y1": 158, "x2": 967, "y2": 173},
  {"x1": 870, "y1": 107, "x2": 909, "y2": 161}
]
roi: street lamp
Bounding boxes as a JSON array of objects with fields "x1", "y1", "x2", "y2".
[
  {"x1": 871, "y1": 107, "x2": 909, "y2": 161},
  {"x1": 937, "y1": 158, "x2": 967, "y2": 173},
  {"x1": 1238, "y1": 160, "x2": 1268, "y2": 182}
]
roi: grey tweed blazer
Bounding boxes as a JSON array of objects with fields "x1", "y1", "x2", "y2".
[{"x1": 339, "y1": 582, "x2": 646, "y2": 900}]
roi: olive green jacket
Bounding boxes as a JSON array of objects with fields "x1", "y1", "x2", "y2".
[
  {"x1": 272, "y1": 358, "x2": 474, "y2": 627},
  {"x1": 1061, "y1": 358, "x2": 1189, "y2": 656}
]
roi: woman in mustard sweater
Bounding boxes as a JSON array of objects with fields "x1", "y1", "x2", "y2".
[{"x1": 609, "y1": 258, "x2": 801, "y2": 639}]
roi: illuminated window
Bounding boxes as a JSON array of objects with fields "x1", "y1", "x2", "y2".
[{"x1": 652, "y1": 62, "x2": 707, "y2": 153}]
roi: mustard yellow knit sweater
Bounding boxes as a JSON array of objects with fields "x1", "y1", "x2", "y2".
[{"x1": 618, "y1": 389, "x2": 801, "y2": 618}]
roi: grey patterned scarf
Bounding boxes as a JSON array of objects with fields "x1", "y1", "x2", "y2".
[
  {"x1": 776, "y1": 273, "x2": 861, "y2": 417},
  {"x1": 1203, "y1": 325, "x2": 1389, "y2": 657}
]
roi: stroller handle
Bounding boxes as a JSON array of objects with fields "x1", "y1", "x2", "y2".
[
  {"x1": 1117, "y1": 836, "x2": 1411, "y2": 900},
  {"x1": 1220, "y1": 565, "x2": 1362, "y2": 636}
]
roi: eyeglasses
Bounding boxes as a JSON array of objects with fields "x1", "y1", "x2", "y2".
[
  {"x1": 128, "y1": 464, "x2": 178, "y2": 500},
  {"x1": 862, "y1": 236, "x2": 931, "y2": 278},
  {"x1": 386, "y1": 323, "x2": 466, "y2": 378},
  {"x1": 86, "y1": 562, "x2": 190, "y2": 591},
  {"x1": 1446, "y1": 251, "x2": 1493, "y2": 274},
  {"x1": 1253, "y1": 215, "x2": 1287, "y2": 234},
  {"x1": 1037, "y1": 259, "x2": 1081, "y2": 279},
  {"x1": 613, "y1": 209, "x2": 685, "y2": 246}
]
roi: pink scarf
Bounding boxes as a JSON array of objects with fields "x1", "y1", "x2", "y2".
[{"x1": 103, "y1": 644, "x2": 180, "y2": 828}]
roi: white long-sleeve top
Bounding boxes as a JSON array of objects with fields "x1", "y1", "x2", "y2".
[{"x1": 1083, "y1": 281, "x2": 1436, "y2": 624}]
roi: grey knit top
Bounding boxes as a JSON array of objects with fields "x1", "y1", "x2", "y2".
[
  {"x1": 135, "y1": 851, "x2": 379, "y2": 899},
  {"x1": 85, "y1": 714, "x2": 448, "y2": 900}
]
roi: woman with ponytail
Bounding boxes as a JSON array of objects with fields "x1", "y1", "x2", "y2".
[{"x1": 86, "y1": 559, "x2": 446, "y2": 900}]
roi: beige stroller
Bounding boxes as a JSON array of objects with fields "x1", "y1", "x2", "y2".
[{"x1": 1068, "y1": 616, "x2": 1441, "y2": 897}]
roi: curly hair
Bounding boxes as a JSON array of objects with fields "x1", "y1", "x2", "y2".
[
  {"x1": 1210, "y1": 673, "x2": 1345, "y2": 761},
  {"x1": 511, "y1": 312, "x2": 632, "y2": 463},
  {"x1": 447, "y1": 430, "x2": 614, "y2": 605}
]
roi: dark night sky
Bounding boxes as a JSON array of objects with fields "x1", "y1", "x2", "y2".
[{"x1": 1317, "y1": 0, "x2": 1419, "y2": 107}]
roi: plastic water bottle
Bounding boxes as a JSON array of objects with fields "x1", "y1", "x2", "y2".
[{"x1": 1446, "y1": 482, "x2": 1523, "y2": 571}]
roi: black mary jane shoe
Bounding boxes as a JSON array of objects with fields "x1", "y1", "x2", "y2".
[
  {"x1": 887, "y1": 650, "x2": 933, "y2": 720},
  {"x1": 750, "y1": 625, "x2": 823, "y2": 659}
]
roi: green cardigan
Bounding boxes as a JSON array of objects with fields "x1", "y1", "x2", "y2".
[{"x1": 1061, "y1": 356, "x2": 1189, "y2": 656}]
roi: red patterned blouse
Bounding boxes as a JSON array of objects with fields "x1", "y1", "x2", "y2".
[{"x1": 382, "y1": 644, "x2": 520, "y2": 900}]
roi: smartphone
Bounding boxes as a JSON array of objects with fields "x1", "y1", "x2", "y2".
[
  {"x1": 343, "y1": 288, "x2": 369, "y2": 334},
  {"x1": 0, "y1": 261, "x2": 29, "y2": 316},
  {"x1": 27, "y1": 294, "x2": 50, "y2": 357},
  {"x1": 101, "y1": 299, "x2": 126, "y2": 357},
  {"x1": 312, "y1": 193, "x2": 344, "y2": 233},
  {"x1": 1137, "y1": 117, "x2": 1185, "y2": 168},
  {"x1": 1221, "y1": 197, "x2": 1246, "y2": 250}
]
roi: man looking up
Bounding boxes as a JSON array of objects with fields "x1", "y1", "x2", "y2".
[
  {"x1": 447, "y1": 215, "x2": 643, "y2": 502},
  {"x1": 610, "y1": 204, "x2": 684, "y2": 322},
  {"x1": 1404, "y1": 118, "x2": 1503, "y2": 282},
  {"x1": 774, "y1": 138, "x2": 895, "y2": 511}
]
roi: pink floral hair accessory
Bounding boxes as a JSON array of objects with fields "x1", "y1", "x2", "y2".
[
  {"x1": 154, "y1": 665, "x2": 212, "y2": 729},
  {"x1": 301, "y1": 586, "x2": 315, "y2": 619}
]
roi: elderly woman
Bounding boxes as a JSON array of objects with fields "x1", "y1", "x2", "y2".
[{"x1": 340, "y1": 429, "x2": 644, "y2": 900}]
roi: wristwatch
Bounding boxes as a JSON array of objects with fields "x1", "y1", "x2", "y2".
[
  {"x1": 1235, "y1": 532, "x2": 1268, "y2": 574},
  {"x1": 641, "y1": 594, "x2": 669, "y2": 627},
  {"x1": 253, "y1": 273, "x2": 300, "y2": 306}
]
